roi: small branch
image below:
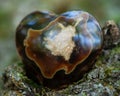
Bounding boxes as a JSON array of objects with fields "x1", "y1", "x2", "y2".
[{"x1": 102, "y1": 20, "x2": 120, "y2": 49}]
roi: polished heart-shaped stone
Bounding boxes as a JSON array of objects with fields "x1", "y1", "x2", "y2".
[{"x1": 16, "y1": 10, "x2": 103, "y2": 89}]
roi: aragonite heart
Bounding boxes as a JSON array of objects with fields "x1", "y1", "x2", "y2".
[{"x1": 16, "y1": 10, "x2": 103, "y2": 89}]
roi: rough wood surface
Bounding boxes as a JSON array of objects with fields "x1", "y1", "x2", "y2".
[{"x1": 1, "y1": 20, "x2": 120, "y2": 96}]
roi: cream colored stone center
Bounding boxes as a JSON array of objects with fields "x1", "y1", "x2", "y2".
[{"x1": 44, "y1": 23, "x2": 76, "y2": 61}]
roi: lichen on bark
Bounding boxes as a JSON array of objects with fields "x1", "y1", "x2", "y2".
[{"x1": 1, "y1": 20, "x2": 120, "y2": 96}]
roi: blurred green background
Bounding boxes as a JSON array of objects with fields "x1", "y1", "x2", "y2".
[{"x1": 0, "y1": 0, "x2": 120, "y2": 89}]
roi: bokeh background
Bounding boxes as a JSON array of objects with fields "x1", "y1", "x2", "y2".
[{"x1": 0, "y1": 0, "x2": 120, "y2": 89}]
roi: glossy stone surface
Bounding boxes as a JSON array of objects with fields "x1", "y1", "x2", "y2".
[{"x1": 16, "y1": 11, "x2": 103, "y2": 89}]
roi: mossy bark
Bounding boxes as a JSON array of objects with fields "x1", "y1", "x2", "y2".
[{"x1": 1, "y1": 20, "x2": 120, "y2": 96}]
